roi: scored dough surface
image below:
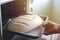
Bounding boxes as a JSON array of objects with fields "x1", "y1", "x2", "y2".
[{"x1": 7, "y1": 15, "x2": 43, "y2": 33}]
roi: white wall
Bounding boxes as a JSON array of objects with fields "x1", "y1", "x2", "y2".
[
  {"x1": 51, "y1": 0, "x2": 60, "y2": 40},
  {"x1": 51, "y1": 0, "x2": 60, "y2": 23},
  {"x1": 28, "y1": 0, "x2": 52, "y2": 17}
]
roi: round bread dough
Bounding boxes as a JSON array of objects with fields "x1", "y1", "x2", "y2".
[{"x1": 7, "y1": 15, "x2": 44, "y2": 33}]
